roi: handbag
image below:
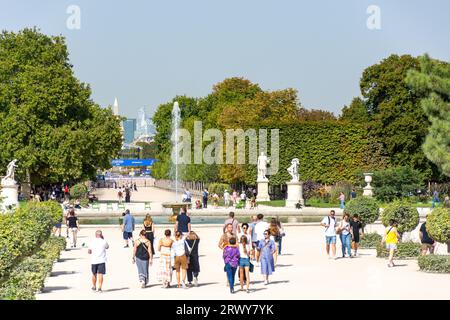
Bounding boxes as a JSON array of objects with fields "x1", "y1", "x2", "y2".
[
  {"x1": 184, "y1": 239, "x2": 196, "y2": 265},
  {"x1": 249, "y1": 261, "x2": 254, "y2": 273}
]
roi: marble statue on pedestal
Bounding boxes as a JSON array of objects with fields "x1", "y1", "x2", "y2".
[
  {"x1": 287, "y1": 158, "x2": 300, "y2": 182},
  {"x1": 1, "y1": 159, "x2": 19, "y2": 211},
  {"x1": 257, "y1": 152, "x2": 270, "y2": 181},
  {"x1": 3, "y1": 159, "x2": 18, "y2": 182}
]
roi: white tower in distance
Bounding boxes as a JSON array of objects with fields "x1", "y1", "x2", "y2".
[{"x1": 113, "y1": 97, "x2": 120, "y2": 116}]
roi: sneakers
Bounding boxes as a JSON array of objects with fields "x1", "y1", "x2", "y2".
[
  {"x1": 193, "y1": 277, "x2": 198, "y2": 287},
  {"x1": 230, "y1": 288, "x2": 235, "y2": 294},
  {"x1": 124, "y1": 245, "x2": 129, "y2": 248},
  {"x1": 181, "y1": 282, "x2": 187, "y2": 289},
  {"x1": 91, "y1": 287, "x2": 96, "y2": 292},
  {"x1": 97, "y1": 288, "x2": 102, "y2": 293},
  {"x1": 140, "y1": 281, "x2": 145, "y2": 288},
  {"x1": 264, "y1": 280, "x2": 269, "y2": 285}
]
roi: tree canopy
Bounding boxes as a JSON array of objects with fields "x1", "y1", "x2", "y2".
[{"x1": 0, "y1": 28, "x2": 122, "y2": 185}]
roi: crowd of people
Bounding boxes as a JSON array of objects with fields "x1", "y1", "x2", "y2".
[
  {"x1": 186, "y1": 187, "x2": 259, "y2": 210},
  {"x1": 81, "y1": 208, "x2": 286, "y2": 294},
  {"x1": 319, "y1": 209, "x2": 439, "y2": 267}
]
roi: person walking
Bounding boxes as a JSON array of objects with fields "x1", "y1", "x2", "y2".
[
  {"x1": 419, "y1": 216, "x2": 435, "y2": 256},
  {"x1": 117, "y1": 188, "x2": 123, "y2": 204},
  {"x1": 223, "y1": 237, "x2": 240, "y2": 294},
  {"x1": 253, "y1": 214, "x2": 269, "y2": 265},
  {"x1": 185, "y1": 231, "x2": 200, "y2": 287},
  {"x1": 382, "y1": 220, "x2": 400, "y2": 267},
  {"x1": 143, "y1": 214, "x2": 155, "y2": 255},
  {"x1": 157, "y1": 229, "x2": 174, "y2": 288},
  {"x1": 338, "y1": 213, "x2": 352, "y2": 258},
  {"x1": 123, "y1": 209, "x2": 135, "y2": 248},
  {"x1": 238, "y1": 235, "x2": 251, "y2": 293},
  {"x1": 320, "y1": 210, "x2": 337, "y2": 259},
  {"x1": 232, "y1": 190, "x2": 238, "y2": 206},
  {"x1": 258, "y1": 230, "x2": 276, "y2": 285},
  {"x1": 350, "y1": 214, "x2": 364, "y2": 257},
  {"x1": 212, "y1": 193, "x2": 219, "y2": 208},
  {"x1": 202, "y1": 189, "x2": 209, "y2": 209},
  {"x1": 351, "y1": 189, "x2": 357, "y2": 199},
  {"x1": 172, "y1": 231, "x2": 188, "y2": 288},
  {"x1": 175, "y1": 207, "x2": 191, "y2": 238},
  {"x1": 275, "y1": 218, "x2": 285, "y2": 255},
  {"x1": 66, "y1": 209, "x2": 80, "y2": 248},
  {"x1": 339, "y1": 192, "x2": 345, "y2": 209},
  {"x1": 88, "y1": 230, "x2": 109, "y2": 293},
  {"x1": 432, "y1": 190, "x2": 440, "y2": 208},
  {"x1": 223, "y1": 211, "x2": 241, "y2": 234},
  {"x1": 248, "y1": 216, "x2": 258, "y2": 261},
  {"x1": 224, "y1": 190, "x2": 231, "y2": 208},
  {"x1": 132, "y1": 230, "x2": 153, "y2": 288},
  {"x1": 269, "y1": 218, "x2": 281, "y2": 265}
]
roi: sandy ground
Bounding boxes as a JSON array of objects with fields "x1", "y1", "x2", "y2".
[{"x1": 37, "y1": 223, "x2": 450, "y2": 300}]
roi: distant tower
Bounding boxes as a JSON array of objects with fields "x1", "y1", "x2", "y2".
[{"x1": 113, "y1": 97, "x2": 120, "y2": 116}]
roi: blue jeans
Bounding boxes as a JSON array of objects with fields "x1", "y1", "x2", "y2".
[
  {"x1": 340, "y1": 233, "x2": 351, "y2": 257},
  {"x1": 224, "y1": 263, "x2": 237, "y2": 290},
  {"x1": 278, "y1": 237, "x2": 282, "y2": 254},
  {"x1": 340, "y1": 200, "x2": 345, "y2": 209}
]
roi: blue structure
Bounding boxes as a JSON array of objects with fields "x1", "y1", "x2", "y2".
[
  {"x1": 122, "y1": 119, "x2": 136, "y2": 144},
  {"x1": 111, "y1": 159, "x2": 157, "y2": 167}
]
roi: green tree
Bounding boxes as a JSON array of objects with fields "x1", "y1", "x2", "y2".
[
  {"x1": 135, "y1": 141, "x2": 157, "y2": 159},
  {"x1": 0, "y1": 28, "x2": 122, "y2": 185},
  {"x1": 360, "y1": 54, "x2": 434, "y2": 177},
  {"x1": 406, "y1": 54, "x2": 450, "y2": 176},
  {"x1": 340, "y1": 97, "x2": 369, "y2": 123}
]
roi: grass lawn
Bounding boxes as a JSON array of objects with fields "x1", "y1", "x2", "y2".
[{"x1": 257, "y1": 200, "x2": 286, "y2": 207}]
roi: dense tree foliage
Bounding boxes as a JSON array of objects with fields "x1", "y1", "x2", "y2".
[
  {"x1": 406, "y1": 54, "x2": 450, "y2": 177},
  {"x1": 0, "y1": 28, "x2": 122, "y2": 185}
]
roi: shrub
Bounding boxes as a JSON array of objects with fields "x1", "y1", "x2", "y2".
[
  {"x1": 0, "y1": 201, "x2": 62, "y2": 280},
  {"x1": 207, "y1": 183, "x2": 231, "y2": 197},
  {"x1": 0, "y1": 236, "x2": 66, "y2": 300},
  {"x1": 70, "y1": 183, "x2": 88, "y2": 199},
  {"x1": 359, "y1": 232, "x2": 382, "y2": 249},
  {"x1": 303, "y1": 180, "x2": 324, "y2": 200},
  {"x1": 372, "y1": 166, "x2": 425, "y2": 202},
  {"x1": 344, "y1": 197, "x2": 379, "y2": 226},
  {"x1": 418, "y1": 255, "x2": 450, "y2": 273},
  {"x1": 376, "y1": 242, "x2": 421, "y2": 259},
  {"x1": 426, "y1": 208, "x2": 450, "y2": 244},
  {"x1": 381, "y1": 201, "x2": 419, "y2": 233}
]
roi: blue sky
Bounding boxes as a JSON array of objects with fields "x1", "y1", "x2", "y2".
[{"x1": 1, "y1": 0, "x2": 449, "y2": 119}]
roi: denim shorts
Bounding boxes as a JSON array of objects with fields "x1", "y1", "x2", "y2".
[
  {"x1": 386, "y1": 243, "x2": 397, "y2": 250},
  {"x1": 325, "y1": 236, "x2": 336, "y2": 245},
  {"x1": 239, "y1": 257, "x2": 250, "y2": 267},
  {"x1": 123, "y1": 231, "x2": 133, "y2": 240}
]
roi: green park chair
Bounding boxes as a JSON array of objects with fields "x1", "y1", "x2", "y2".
[
  {"x1": 91, "y1": 202, "x2": 100, "y2": 211},
  {"x1": 145, "y1": 202, "x2": 151, "y2": 210},
  {"x1": 235, "y1": 200, "x2": 245, "y2": 209}
]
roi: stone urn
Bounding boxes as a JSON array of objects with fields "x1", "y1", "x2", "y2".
[{"x1": 363, "y1": 173, "x2": 374, "y2": 197}]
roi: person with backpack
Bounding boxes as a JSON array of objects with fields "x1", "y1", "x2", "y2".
[
  {"x1": 185, "y1": 231, "x2": 200, "y2": 287},
  {"x1": 223, "y1": 211, "x2": 241, "y2": 234},
  {"x1": 202, "y1": 189, "x2": 209, "y2": 209},
  {"x1": 382, "y1": 220, "x2": 400, "y2": 267},
  {"x1": 320, "y1": 210, "x2": 337, "y2": 259},
  {"x1": 337, "y1": 213, "x2": 352, "y2": 258},
  {"x1": 132, "y1": 230, "x2": 153, "y2": 288}
]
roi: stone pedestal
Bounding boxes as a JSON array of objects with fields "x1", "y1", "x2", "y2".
[
  {"x1": 1, "y1": 180, "x2": 19, "y2": 211},
  {"x1": 363, "y1": 173, "x2": 373, "y2": 197},
  {"x1": 285, "y1": 181, "x2": 304, "y2": 208},
  {"x1": 256, "y1": 179, "x2": 270, "y2": 202}
]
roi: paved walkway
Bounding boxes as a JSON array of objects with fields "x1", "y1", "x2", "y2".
[{"x1": 37, "y1": 224, "x2": 450, "y2": 300}]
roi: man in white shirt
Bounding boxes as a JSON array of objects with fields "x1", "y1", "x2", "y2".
[
  {"x1": 253, "y1": 214, "x2": 269, "y2": 264},
  {"x1": 88, "y1": 230, "x2": 109, "y2": 292},
  {"x1": 223, "y1": 190, "x2": 231, "y2": 207},
  {"x1": 320, "y1": 210, "x2": 337, "y2": 259}
]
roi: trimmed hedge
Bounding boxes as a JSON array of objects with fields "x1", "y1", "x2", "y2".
[
  {"x1": 344, "y1": 197, "x2": 380, "y2": 226},
  {"x1": 70, "y1": 183, "x2": 88, "y2": 199},
  {"x1": 418, "y1": 255, "x2": 450, "y2": 273},
  {"x1": 376, "y1": 241, "x2": 421, "y2": 259},
  {"x1": 0, "y1": 201, "x2": 62, "y2": 280},
  {"x1": 0, "y1": 236, "x2": 66, "y2": 300},
  {"x1": 426, "y1": 208, "x2": 450, "y2": 244},
  {"x1": 381, "y1": 201, "x2": 419, "y2": 233},
  {"x1": 359, "y1": 232, "x2": 382, "y2": 249}
]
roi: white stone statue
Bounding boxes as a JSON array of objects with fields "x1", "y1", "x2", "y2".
[
  {"x1": 3, "y1": 159, "x2": 18, "y2": 182},
  {"x1": 287, "y1": 158, "x2": 300, "y2": 182},
  {"x1": 257, "y1": 152, "x2": 270, "y2": 181}
]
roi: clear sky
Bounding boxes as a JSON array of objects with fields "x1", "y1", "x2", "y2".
[{"x1": 1, "y1": 0, "x2": 449, "y2": 119}]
